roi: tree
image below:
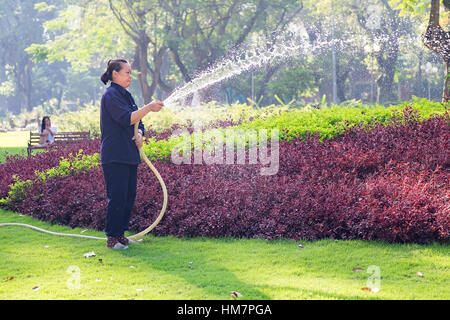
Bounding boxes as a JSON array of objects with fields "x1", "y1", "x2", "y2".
[
  {"x1": 300, "y1": 0, "x2": 377, "y2": 103},
  {"x1": 26, "y1": 0, "x2": 136, "y2": 105},
  {"x1": 108, "y1": 0, "x2": 174, "y2": 102},
  {"x1": 0, "y1": 0, "x2": 48, "y2": 112},
  {"x1": 160, "y1": 0, "x2": 304, "y2": 102},
  {"x1": 393, "y1": 0, "x2": 450, "y2": 101},
  {"x1": 348, "y1": 0, "x2": 410, "y2": 103},
  {"x1": 26, "y1": 0, "x2": 305, "y2": 105},
  {"x1": 422, "y1": 0, "x2": 450, "y2": 101}
]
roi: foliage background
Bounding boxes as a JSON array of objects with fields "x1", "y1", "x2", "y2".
[{"x1": 0, "y1": 0, "x2": 448, "y2": 131}]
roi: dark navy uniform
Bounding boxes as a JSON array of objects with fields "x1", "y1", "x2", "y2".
[{"x1": 100, "y1": 82, "x2": 144, "y2": 237}]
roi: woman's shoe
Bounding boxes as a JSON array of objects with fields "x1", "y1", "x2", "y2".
[
  {"x1": 118, "y1": 235, "x2": 142, "y2": 245},
  {"x1": 117, "y1": 235, "x2": 129, "y2": 245},
  {"x1": 107, "y1": 236, "x2": 128, "y2": 250}
]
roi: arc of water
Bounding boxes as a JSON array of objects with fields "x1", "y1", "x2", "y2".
[{"x1": 164, "y1": 36, "x2": 307, "y2": 106}]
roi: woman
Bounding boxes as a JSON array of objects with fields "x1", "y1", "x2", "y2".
[
  {"x1": 39, "y1": 116, "x2": 55, "y2": 146},
  {"x1": 100, "y1": 58, "x2": 164, "y2": 249}
]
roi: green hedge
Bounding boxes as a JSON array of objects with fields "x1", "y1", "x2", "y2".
[{"x1": 141, "y1": 99, "x2": 448, "y2": 161}]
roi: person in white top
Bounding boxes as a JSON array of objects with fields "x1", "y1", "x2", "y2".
[{"x1": 39, "y1": 116, "x2": 56, "y2": 146}]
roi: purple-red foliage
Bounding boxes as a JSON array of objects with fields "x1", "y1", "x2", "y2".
[
  {"x1": 7, "y1": 109, "x2": 450, "y2": 243},
  {"x1": 15, "y1": 167, "x2": 107, "y2": 230},
  {"x1": 0, "y1": 139, "x2": 100, "y2": 199}
]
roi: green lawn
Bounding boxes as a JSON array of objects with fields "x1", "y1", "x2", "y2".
[
  {"x1": 0, "y1": 209, "x2": 448, "y2": 300},
  {"x1": 0, "y1": 131, "x2": 40, "y2": 162},
  {"x1": 0, "y1": 147, "x2": 27, "y2": 162},
  {"x1": 0, "y1": 131, "x2": 29, "y2": 147}
]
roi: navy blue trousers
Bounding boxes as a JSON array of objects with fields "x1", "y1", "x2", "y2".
[{"x1": 102, "y1": 163, "x2": 138, "y2": 237}]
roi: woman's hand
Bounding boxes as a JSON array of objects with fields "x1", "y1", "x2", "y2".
[
  {"x1": 132, "y1": 131, "x2": 144, "y2": 149},
  {"x1": 130, "y1": 100, "x2": 164, "y2": 125},
  {"x1": 145, "y1": 100, "x2": 164, "y2": 112}
]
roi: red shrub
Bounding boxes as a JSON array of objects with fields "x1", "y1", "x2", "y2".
[
  {"x1": 5, "y1": 111, "x2": 450, "y2": 244},
  {"x1": 0, "y1": 139, "x2": 100, "y2": 199}
]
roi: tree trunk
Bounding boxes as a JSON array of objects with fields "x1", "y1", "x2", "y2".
[
  {"x1": 133, "y1": 41, "x2": 153, "y2": 103},
  {"x1": 336, "y1": 60, "x2": 349, "y2": 102},
  {"x1": 351, "y1": 1, "x2": 401, "y2": 103},
  {"x1": 374, "y1": 19, "x2": 400, "y2": 104},
  {"x1": 24, "y1": 61, "x2": 32, "y2": 111},
  {"x1": 444, "y1": 61, "x2": 450, "y2": 101},
  {"x1": 422, "y1": 0, "x2": 450, "y2": 101},
  {"x1": 375, "y1": 43, "x2": 398, "y2": 103},
  {"x1": 148, "y1": 46, "x2": 165, "y2": 99},
  {"x1": 14, "y1": 60, "x2": 32, "y2": 112},
  {"x1": 168, "y1": 44, "x2": 192, "y2": 83},
  {"x1": 257, "y1": 64, "x2": 282, "y2": 106},
  {"x1": 444, "y1": 3, "x2": 450, "y2": 101}
]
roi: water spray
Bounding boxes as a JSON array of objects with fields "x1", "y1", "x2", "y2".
[{"x1": 164, "y1": 34, "x2": 306, "y2": 106}]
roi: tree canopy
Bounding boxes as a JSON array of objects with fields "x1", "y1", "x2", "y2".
[{"x1": 0, "y1": 0, "x2": 447, "y2": 115}]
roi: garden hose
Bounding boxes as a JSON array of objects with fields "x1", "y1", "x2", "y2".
[
  {"x1": 0, "y1": 223, "x2": 106, "y2": 240},
  {"x1": 127, "y1": 123, "x2": 168, "y2": 240},
  {"x1": 0, "y1": 122, "x2": 168, "y2": 241}
]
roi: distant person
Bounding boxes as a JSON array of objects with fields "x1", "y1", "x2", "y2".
[
  {"x1": 39, "y1": 116, "x2": 56, "y2": 146},
  {"x1": 100, "y1": 58, "x2": 164, "y2": 250}
]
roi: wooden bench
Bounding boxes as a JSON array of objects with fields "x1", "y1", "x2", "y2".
[{"x1": 27, "y1": 131, "x2": 91, "y2": 157}]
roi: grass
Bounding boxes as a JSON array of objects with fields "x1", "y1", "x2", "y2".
[
  {"x1": 0, "y1": 131, "x2": 41, "y2": 162},
  {"x1": 0, "y1": 209, "x2": 449, "y2": 300},
  {"x1": 0, "y1": 147, "x2": 27, "y2": 162},
  {"x1": 0, "y1": 131, "x2": 29, "y2": 147}
]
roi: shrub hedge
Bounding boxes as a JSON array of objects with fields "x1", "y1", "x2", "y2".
[{"x1": 4, "y1": 108, "x2": 448, "y2": 244}]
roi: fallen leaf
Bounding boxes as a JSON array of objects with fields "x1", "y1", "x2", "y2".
[
  {"x1": 5, "y1": 276, "x2": 14, "y2": 281},
  {"x1": 361, "y1": 287, "x2": 379, "y2": 292},
  {"x1": 353, "y1": 267, "x2": 363, "y2": 272},
  {"x1": 84, "y1": 251, "x2": 96, "y2": 258}
]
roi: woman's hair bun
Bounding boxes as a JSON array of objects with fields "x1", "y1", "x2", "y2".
[
  {"x1": 100, "y1": 59, "x2": 129, "y2": 85},
  {"x1": 100, "y1": 71, "x2": 110, "y2": 85}
]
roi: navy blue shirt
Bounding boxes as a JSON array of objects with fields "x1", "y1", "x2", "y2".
[{"x1": 100, "y1": 82, "x2": 145, "y2": 165}]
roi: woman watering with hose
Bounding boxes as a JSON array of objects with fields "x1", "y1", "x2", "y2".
[{"x1": 100, "y1": 59, "x2": 164, "y2": 250}]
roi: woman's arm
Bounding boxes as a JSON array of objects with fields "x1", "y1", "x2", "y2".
[
  {"x1": 130, "y1": 100, "x2": 164, "y2": 125},
  {"x1": 39, "y1": 130, "x2": 48, "y2": 145}
]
